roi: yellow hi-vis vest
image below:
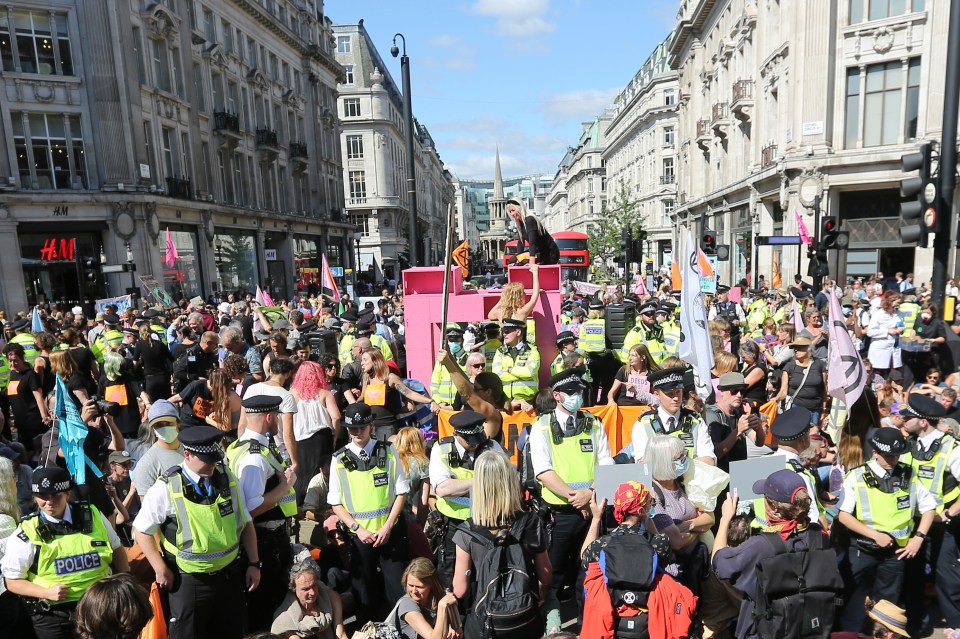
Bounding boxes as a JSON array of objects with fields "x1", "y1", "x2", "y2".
[
  {"x1": 636, "y1": 408, "x2": 699, "y2": 458},
  {"x1": 90, "y1": 329, "x2": 123, "y2": 364},
  {"x1": 746, "y1": 300, "x2": 769, "y2": 331},
  {"x1": 20, "y1": 503, "x2": 113, "y2": 603},
  {"x1": 431, "y1": 351, "x2": 468, "y2": 406},
  {"x1": 160, "y1": 466, "x2": 245, "y2": 573},
  {"x1": 10, "y1": 333, "x2": 39, "y2": 367},
  {"x1": 338, "y1": 331, "x2": 355, "y2": 368},
  {"x1": 0, "y1": 355, "x2": 9, "y2": 390},
  {"x1": 492, "y1": 343, "x2": 540, "y2": 402},
  {"x1": 333, "y1": 441, "x2": 400, "y2": 532},
  {"x1": 369, "y1": 333, "x2": 394, "y2": 362},
  {"x1": 150, "y1": 324, "x2": 169, "y2": 346},
  {"x1": 433, "y1": 437, "x2": 495, "y2": 521},
  {"x1": 898, "y1": 302, "x2": 921, "y2": 338},
  {"x1": 482, "y1": 339, "x2": 502, "y2": 370},
  {"x1": 225, "y1": 437, "x2": 297, "y2": 519},
  {"x1": 903, "y1": 433, "x2": 960, "y2": 513},
  {"x1": 849, "y1": 463, "x2": 917, "y2": 547},
  {"x1": 578, "y1": 319, "x2": 606, "y2": 353},
  {"x1": 661, "y1": 321, "x2": 681, "y2": 358},
  {"x1": 536, "y1": 411, "x2": 601, "y2": 505},
  {"x1": 751, "y1": 458, "x2": 825, "y2": 528}
]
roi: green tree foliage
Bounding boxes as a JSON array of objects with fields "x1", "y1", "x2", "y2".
[{"x1": 588, "y1": 179, "x2": 646, "y2": 268}]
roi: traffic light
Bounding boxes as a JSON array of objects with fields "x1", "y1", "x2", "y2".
[
  {"x1": 899, "y1": 142, "x2": 936, "y2": 247},
  {"x1": 621, "y1": 224, "x2": 633, "y2": 266},
  {"x1": 819, "y1": 216, "x2": 839, "y2": 248},
  {"x1": 82, "y1": 256, "x2": 98, "y2": 283},
  {"x1": 807, "y1": 250, "x2": 829, "y2": 278},
  {"x1": 701, "y1": 229, "x2": 717, "y2": 254}
]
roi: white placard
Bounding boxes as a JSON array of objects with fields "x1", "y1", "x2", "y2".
[
  {"x1": 802, "y1": 121, "x2": 824, "y2": 136},
  {"x1": 594, "y1": 463, "x2": 653, "y2": 506},
  {"x1": 729, "y1": 455, "x2": 786, "y2": 500},
  {"x1": 139, "y1": 163, "x2": 151, "y2": 179}
]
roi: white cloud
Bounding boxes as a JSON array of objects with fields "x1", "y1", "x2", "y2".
[
  {"x1": 429, "y1": 34, "x2": 459, "y2": 47},
  {"x1": 430, "y1": 115, "x2": 510, "y2": 133},
  {"x1": 448, "y1": 150, "x2": 562, "y2": 179},
  {"x1": 423, "y1": 34, "x2": 477, "y2": 70},
  {"x1": 467, "y1": 0, "x2": 556, "y2": 36},
  {"x1": 538, "y1": 87, "x2": 619, "y2": 124}
]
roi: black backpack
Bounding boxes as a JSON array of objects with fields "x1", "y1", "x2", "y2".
[
  {"x1": 599, "y1": 530, "x2": 658, "y2": 639},
  {"x1": 463, "y1": 520, "x2": 541, "y2": 639},
  {"x1": 753, "y1": 529, "x2": 844, "y2": 639}
]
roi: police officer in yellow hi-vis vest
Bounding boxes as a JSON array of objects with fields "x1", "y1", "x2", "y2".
[
  {"x1": 428, "y1": 410, "x2": 504, "y2": 588},
  {"x1": 621, "y1": 301, "x2": 666, "y2": 364},
  {"x1": 133, "y1": 425, "x2": 261, "y2": 639},
  {"x1": 90, "y1": 313, "x2": 123, "y2": 365},
  {"x1": 836, "y1": 428, "x2": 936, "y2": 632},
  {"x1": 329, "y1": 402, "x2": 409, "y2": 622},
  {"x1": 631, "y1": 367, "x2": 716, "y2": 465},
  {"x1": 225, "y1": 394, "x2": 298, "y2": 632},
  {"x1": 337, "y1": 309, "x2": 358, "y2": 367},
  {"x1": 8, "y1": 317, "x2": 39, "y2": 367},
  {"x1": 492, "y1": 318, "x2": 541, "y2": 408},
  {"x1": 479, "y1": 322, "x2": 502, "y2": 370},
  {"x1": 1, "y1": 467, "x2": 129, "y2": 639},
  {"x1": 357, "y1": 319, "x2": 394, "y2": 362},
  {"x1": 528, "y1": 366, "x2": 613, "y2": 626},
  {"x1": 899, "y1": 394, "x2": 960, "y2": 630},
  {"x1": 138, "y1": 308, "x2": 168, "y2": 346},
  {"x1": 431, "y1": 325, "x2": 469, "y2": 408}
]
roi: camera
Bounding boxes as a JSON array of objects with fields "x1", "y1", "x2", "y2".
[{"x1": 90, "y1": 396, "x2": 121, "y2": 417}]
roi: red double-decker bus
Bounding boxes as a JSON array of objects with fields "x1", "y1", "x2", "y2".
[{"x1": 503, "y1": 231, "x2": 590, "y2": 281}]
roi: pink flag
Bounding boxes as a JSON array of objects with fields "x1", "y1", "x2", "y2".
[
  {"x1": 255, "y1": 286, "x2": 267, "y2": 306},
  {"x1": 796, "y1": 211, "x2": 812, "y2": 246},
  {"x1": 261, "y1": 289, "x2": 275, "y2": 306},
  {"x1": 164, "y1": 227, "x2": 179, "y2": 267},
  {"x1": 792, "y1": 298, "x2": 805, "y2": 334},
  {"x1": 321, "y1": 254, "x2": 341, "y2": 301},
  {"x1": 827, "y1": 288, "x2": 866, "y2": 408}
]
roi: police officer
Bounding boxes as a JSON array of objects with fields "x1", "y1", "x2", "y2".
[
  {"x1": 329, "y1": 402, "x2": 409, "y2": 621},
  {"x1": 225, "y1": 394, "x2": 297, "y2": 632},
  {"x1": 428, "y1": 410, "x2": 504, "y2": 588},
  {"x1": 709, "y1": 285, "x2": 745, "y2": 350},
  {"x1": 479, "y1": 322, "x2": 502, "y2": 370},
  {"x1": 900, "y1": 393, "x2": 960, "y2": 630},
  {"x1": 528, "y1": 366, "x2": 613, "y2": 618},
  {"x1": 431, "y1": 326, "x2": 469, "y2": 408},
  {"x1": 8, "y1": 318, "x2": 39, "y2": 367},
  {"x1": 337, "y1": 310, "x2": 358, "y2": 367},
  {"x1": 622, "y1": 301, "x2": 666, "y2": 365},
  {"x1": 551, "y1": 331, "x2": 579, "y2": 375},
  {"x1": 90, "y1": 313, "x2": 124, "y2": 365},
  {"x1": 356, "y1": 319, "x2": 394, "y2": 362},
  {"x1": 579, "y1": 299, "x2": 616, "y2": 402},
  {"x1": 133, "y1": 426, "x2": 261, "y2": 639},
  {"x1": 745, "y1": 288, "x2": 770, "y2": 335},
  {"x1": 631, "y1": 367, "x2": 716, "y2": 465},
  {"x1": 1, "y1": 467, "x2": 129, "y2": 639},
  {"x1": 836, "y1": 428, "x2": 936, "y2": 632},
  {"x1": 659, "y1": 302, "x2": 682, "y2": 359},
  {"x1": 492, "y1": 318, "x2": 540, "y2": 408}
]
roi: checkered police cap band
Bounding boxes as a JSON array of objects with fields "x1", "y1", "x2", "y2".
[
  {"x1": 551, "y1": 374, "x2": 585, "y2": 390},
  {"x1": 652, "y1": 373, "x2": 684, "y2": 388},
  {"x1": 454, "y1": 422, "x2": 484, "y2": 436},
  {"x1": 33, "y1": 478, "x2": 70, "y2": 493},
  {"x1": 872, "y1": 438, "x2": 898, "y2": 454},
  {"x1": 184, "y1": 443, "x2": 221, "y2": 455}
]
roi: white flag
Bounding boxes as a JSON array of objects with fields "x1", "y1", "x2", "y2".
[
  {"x1": 678, "y1": 228, "x2": 716, "y2": 399},
  {"x1": 827, "y1": 288, "x2": 866, "y2": 408}
]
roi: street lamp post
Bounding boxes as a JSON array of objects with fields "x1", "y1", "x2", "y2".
[
  {"x1": 391, "y1": 34, "x2": 419, "y2": 267},
  {"x1": 353, "y1": 231, "x2": 362, "y2": 294},
  {"x1": 124, "y1": 241, "x2": 137, "y2": 303},
  {"x1": 215, "y1": 238, "x2": 224, "y2": 292}
]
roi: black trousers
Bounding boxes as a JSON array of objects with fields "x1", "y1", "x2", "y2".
[
  {"x1": 25, "y1": 600, "x2": 69, "y2": 639},
  {"x1": 294, "y1": 428, "x2": 334, "y2": 504},
  {"x1": 434, "y1": 515, "x2": 466, "y2": 591},
  {"x1": 841, "y1": 544, "x2": 904, "y2": 632},
  {"x1": 904, "y1": 520, "x2": 944, "y2": 634},
  {"x1": 245, "y1": 525, "x2": 293, "y2": 632},
  {"x1": 0, "y1": 592, "x2": 36, "y2": 639},
  {"x1": 938, "y1": 523, "x2": 960, "y2": 627},
  {"x1": 167, "y1": 562, "x2": 246, "y2": 639},
  {"x1": 547, "y1": 509, "x2": 590, "y2": 597},
  {"x1": 349, "y1": 519, "x2": 409, "y2": 622}
]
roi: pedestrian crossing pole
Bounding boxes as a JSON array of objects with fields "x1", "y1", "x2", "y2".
[{"x1": 933, "y1": 0, "x2": 960, "y2": 310}]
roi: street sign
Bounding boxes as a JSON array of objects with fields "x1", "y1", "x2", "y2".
[
  {"x1": 330, "y1": 266, "x2": 344, "y2": 277},
  {"x1": 101, "y1": 264, "x2": 131, "y2": 274},
  {"x1": 756, "y1": 235, "x2": 803, "y2": 245}
]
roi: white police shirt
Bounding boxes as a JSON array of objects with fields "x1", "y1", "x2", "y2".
[
  {"x1": 631, "y1": 406, "x2": 716, "y2": 463},
  {"x1": 232, "y1": 430, "x2": 277, "y2": 515},
  {"x1": 327, "y1": 439, "x2": 410, "y2": 506},
  {"x1": 529, "y1": 408, "x2": 614, "y2": 477},
  {"x1": 429, "y1": 437, "x2": 506, "y2": 490}
]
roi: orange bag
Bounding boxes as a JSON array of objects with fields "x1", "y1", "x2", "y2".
[
  {"x1": 758, "y1": 400, "x2": 779, "y2": 445},
  {"x1": 138, "y1": 582, "x2": 168, "y2": 639},
  {"x1": 7, "y1": 380, "x2": 19, "y2": 396},
  {"x1": 363, "y1": 382, "x2": 386, "y2": 407}
]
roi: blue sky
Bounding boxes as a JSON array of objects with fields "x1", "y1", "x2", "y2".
[{"x1": 327, "y1": 0, "x2": 676, "y2": 180}]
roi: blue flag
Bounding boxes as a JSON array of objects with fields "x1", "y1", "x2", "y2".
[
  {"x1": 54, "y1": 374, "x2": 102, "y2": 484},
  {"x1": 31, "y1": 308, "x2": 44, "y2": 333}
]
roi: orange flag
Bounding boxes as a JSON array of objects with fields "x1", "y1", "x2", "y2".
[
  {"x1": 772, "y1": 251, "x2": 782, "y2": 289},
  {"x1": 671, "y1": 260, "x2": 682, "y2": 290},
  {"x1": 452, "y1": 239, "x2": 469, "y2": 278}
]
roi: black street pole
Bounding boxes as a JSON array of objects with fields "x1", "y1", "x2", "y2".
[
  {"x1": 392, "y1": 34, "x2": 419, "y2": 267},
  {"x1": 935, "y1": 0, "x2": 960, "y2": 311},
  {"x1": 812, "y1": 194, "x2": 823, "y2": 292}
]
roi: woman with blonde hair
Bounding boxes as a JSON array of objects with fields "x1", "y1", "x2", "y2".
[
  {"x1": 488, "y1": 264, "x2": 541, "y2": 324},
  {"x1": 0, "y1": 456, "x2": 35, "y2": 636},
  {"x1": 394, "y1": 558, "x2": 459, "y2": 639},
  {"x1": 357, "y1": 347, "x2": 437, "y2": 441},
  {"x1": 394, "y1": 427, "x2": 430, "y2": 527},
  {"x1": 452, "y1": 450, "x2": 551, "y2": 639}
]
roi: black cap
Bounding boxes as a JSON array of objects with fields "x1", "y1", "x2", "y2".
[
  {"x1": 142, "y1": 309, "x2": 160, "y2": 319},
  {"x1": 343, "y1": 403, "x2": 374, "y2": 427},
  {"x1": 122, "y1": 327, "x2": 139, "y2": 336},
  {"x1": 340, "y1": 310, "x2": 359, "y2": 323},
  {"x1": 649, "y1": 366, "x2": 686, "y2": 391},
  {"x1": 588, "y1": 299, "x2": 604, "y2": 310},
  {"x1": 179, "y1": 426, "x2": 225, "y2": 462},
  {"x1": 556, "y1": 331, "x2": 576, "y2": 347},
  {"x1": 870, "y1": 428, "x2": 907, "y2": 455},
  {"x1": 483, "y1": 322, "x2": 500, "y2": 335},
  {"x1": 901, "y1": 287, "x2": 917, "y2": 297},
  {"x1": 716, "y1": 284, "x2": 730, "y2": 294},
  {"x1": 450, "y1": 411, "x2": 487, "y2": 445},
  {"x1": 771, "y1": 406, "x2": 812, "y2": 441},
  {"x1": 31, "y1": 467, "x2": 73, "y2": 494},
  {"x1": 789, "y1": 287, "x2": 811, "y2": 300},
  {"x1": 356, "y1": 321, "x2": 373, "y2": 335},
  {"x1": 502, "y1": 318, "x2": 525, "y2": 332},
  {"x1": 748, "y1": 288, "x2": 763, "y2": 296},
  {"x1": 902, "y1": 394, "x2": 946, "y2": 422},
  {"x1": 446, "y1": 325, "x2": 465, "y2": 339},
  {"x1": 10, "y1": 318, "x2": 29, "y2": 331},
  {"x1": 549, "y1": 366, "x2": 587, "y2": 393},
  {"x1": 241, "y1": 394, "x2": 282, "y2": 414},
  {"x1": 364, "y1": 301, "x2": 374, "y2": 309},
  {"x1": 102, "y1": 313, "x2": 120, "y2": 325},
  {"x1": 638, "y1": 301, "x2": 659, "y2": 316}
]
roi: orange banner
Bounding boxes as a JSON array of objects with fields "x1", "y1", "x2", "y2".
[
  {"x1": 671, "y1": 260, "x2": 681, "y2": 290},
  {"x1": 437, "y1": 404, "x2": 652, "y2": 464}
]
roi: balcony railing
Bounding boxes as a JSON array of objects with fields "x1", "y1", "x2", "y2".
[
  {"x1": 213, "y1": 110, "x2": 240, "y2": 133},
  {"x1": 165, "y1": 176, "x2": 193, "y2": 200},
  {"x1": 678, "y1": 191, "x2": 687, "y2": 205},
  {"x1": 660, "y1": 174, "x2": 676, "y2": 185},
  {"x1": 696, "y1": 119, "x2": 711, "y2": 138},
  {"x1": 733, "y1": 79, "x2": 753, "y2": 104},
  {"x1": 256, "y1": 128, "x2": 279, "y2": 147},
  {"x1": 289, "y1": 141, "x2": 308, "y2": 159},
  {"x1": 712, "y1": 102, "x2": 729, "y2": 123},
  {"x1": 761, "y1": 143, "x2": 778, "y2": 168}
]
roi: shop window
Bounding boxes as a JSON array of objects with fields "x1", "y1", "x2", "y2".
[
  {"x1": 213, "y1": 231, "x2": 259, "y2": 294},
  {"x1": 157, "y1": 226, "x2": 203, "y2": 302}
]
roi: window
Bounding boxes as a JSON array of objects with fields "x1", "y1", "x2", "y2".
[
  {"x1": 343, "y1": 98, "x2": 361, "y2": 117},
  {"x1": 200, "y1": 141, "x2": 211, "y2": 194},
  {"x1": 662, "y1": 157, "x2": 675, "y2": 182},
  {"x1": 211, "y1": 71, "x2": 222, "y2": 110},
  {"x1": 161, "y1": 127, "x2": 174, "y2": 178},
  {"x1": 246, "y1": 36, "x2": 255, "y2": 67},
  {"x1": 13, "y1": 113, "x2": 87, "y2": 189},
  {"x1": 350, "y1": 214, "x2": 370, "y2": 236},
  {"x1": 217, "y1": 150, "x2": 228, "y2": 202},
  {"x1": 3, "y1": 10, "x2": 74, "y2": 75},
  {"x1": 180, "y1": 132, "x2": 191, "y2": 181},
  {"x1": 664, "y1": 126, "x2": 675, "y2": 146},
  {"x1": 343, "y1": 64, "x2": 354, "y2": 85},
  {"x1": 170, "y1": 48, "x2": 184, "y2": 97},
  {"x1": 143, "y1": 121, "x2": 154, "y2": 178},
  {"x1": 346, "y1": 135, "x2": 364, "y2": 159},
  {"x1": 663, "y1": 199, "x2": 676, "y2": 225},
  {"x1": 850, "y1": 0, "x2": 922, "y2": 24},
  {"x1": 132, "y1": 27, "x2": 145, "y2": 84},
  {"x1": 846, "y1": 58, "x2": 921, "y2": 147},
  {"x1": 202, "y1": 7, "x2": 215, "y2": 43},
  {"x1": 337, "y1": 35, "x2": 351, "y2": 53},
  {"x1": 235, "y1": 29, "x2": 244, "y2": 60},
  {"x1": 233, "y1": 151, "x2": 243, "y2": 205},
  {"x1": 151, "y1": 39, "x2": 171, "y2": 92},
  {"x1": 348, "y1": 170, "x2": 367, "y2": 201},
  {"x1": 193, "y1": 64, "x2": 205, "y2": 111},
  {"x1": 222, "y1": 20, "x2": 232, "y2": 53},
  {"x1": 664, "y1": 88, "x2": 676, "y2": 106}
]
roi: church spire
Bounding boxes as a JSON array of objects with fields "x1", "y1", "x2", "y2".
[{"x1": 493, "y1": 145, "x2": 504, "y2": 199}]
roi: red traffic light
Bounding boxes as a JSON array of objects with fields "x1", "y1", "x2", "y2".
[
  {"x1": 704, "y1": 234, "x2": 714, "y2": 244},
  {"x1": 823, "y1": 219, "x2": 836, "y2": 232}
]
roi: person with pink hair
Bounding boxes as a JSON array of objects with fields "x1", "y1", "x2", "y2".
[{"x1": 291, "y1": 361, "x2": 342, "y2": 503}]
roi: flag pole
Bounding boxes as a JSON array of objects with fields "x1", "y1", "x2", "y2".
[{"x1": 439, "y1": 202, "x2": 457, "y2": 357}]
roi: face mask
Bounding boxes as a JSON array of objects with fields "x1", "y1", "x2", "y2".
[
  {"x1": 561, "y1": 392, "x2": 583, "y2": 412},
  {"x1": 922, "y1": 313, "x2": 932, "y2": 321},
  {"x1": 448, "y1": 341, "x2": 463, "y2": 354},
  {"x1": 564, "y1": 311, "x2": 572, "y2": 318},
  {"x1": 673, "y1": 455, "x2": 690, "y2": 477},
  {"x1": 155, "y1": 425, "x2": 179, "y2": 443}
]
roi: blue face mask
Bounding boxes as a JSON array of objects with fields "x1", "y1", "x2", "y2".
[
  {"x1": 673, "y1": 455, "x2": 690, "y2": 477},
  {"x1": 448, "y1": 341, "x2": 463, "y2": 354},
  {"x1": 562, "y1": 392, "x2": 583, "y2": 412}
]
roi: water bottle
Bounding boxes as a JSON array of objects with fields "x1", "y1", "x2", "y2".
[{"x1": 9, "y1": 414, "x2": 17, "y2": 442}]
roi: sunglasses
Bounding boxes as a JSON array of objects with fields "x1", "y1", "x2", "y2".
[{"x1": 469, "y1": 363, "x2": 485, "y2": 369}]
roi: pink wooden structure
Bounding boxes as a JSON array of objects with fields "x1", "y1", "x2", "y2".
[{"x1": 402, "y1": 265, "x2": 563, "y2": 388}]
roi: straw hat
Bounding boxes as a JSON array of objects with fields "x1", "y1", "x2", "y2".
[
  {"x1": 865, "y1": 598, "x2": 908, "y2": 637},
  {"x1": 789, "y1": 335, "x2": 813, "y2": 348}
]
